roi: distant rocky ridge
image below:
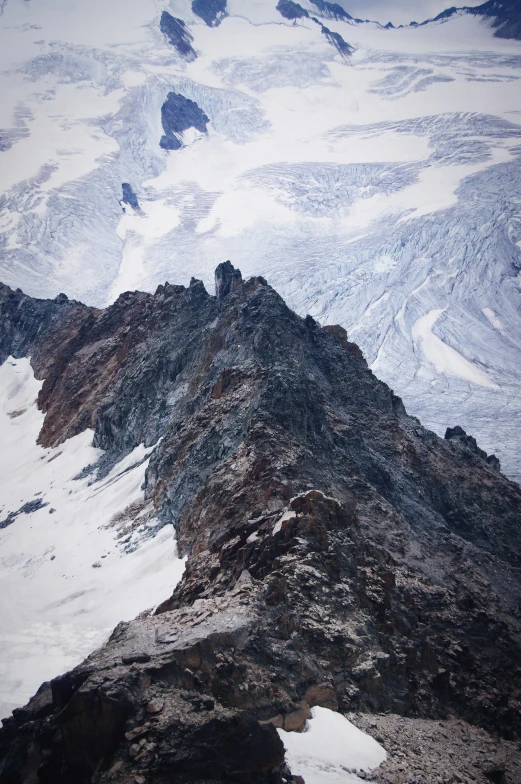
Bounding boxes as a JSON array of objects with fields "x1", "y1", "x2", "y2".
[
  {"x1": 0, "y1": 264, "x2": 520, "y2": 784},
  {"x1": 160, "y1": 12, "x2": 197, "y2": 61},
  {"x1": 276, "y1": 1, "x2": 355, "y2": 53},
  {"x1": 160, "y1": 93, "x2": 210, "y2": 151},
  {"x1": 416, "y1": 0, "x2": 521, "y2": 39},
  {"x1": 191, "y1": 0, "x2": 227, "y2": 27}
]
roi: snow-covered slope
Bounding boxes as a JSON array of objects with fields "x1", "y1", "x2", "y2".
[
  {"x1": 0, "y1": 357, "x2": 185, "y2": 719},
  {"x1": 0, "y1": 0, "x2": 520, "y2": 487}
]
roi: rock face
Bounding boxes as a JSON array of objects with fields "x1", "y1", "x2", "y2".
[
  {"x1": 121, "y1": 183, "x2": 139, "y2": 211},
  {"x1": 275, "y1": 1, "x2": 354, "y2": 55},
  {"x1": 159, "y1": 92, "x2": 209, "y2": 151},
  {"x1": 445, "y1": 425, "x2": 501, "y2": 471},
  {"x1": 470, "y1": 0, "x2": 521, "y2": 40},
  {"x1": 159, "y1": 11, "x2": 197, "y2": 60},
  {"x1": 214, "y1": 260, "x2": 243, "y2": 299},
  {"x1": 353, "y1": 713, "x2": 521, "y2": 784},
  {"x1": 191, "y1": 0, "x2": 227, "y2": 27},
  {"x1": 318, "y1": 22, "x2": 354, "y2": 56},
  {"x1": 276, "y1": 1, "x2": 309, "y2": 20},
  {"x1": 309, "y1": 0, "x2": 354, "y2": 22},
  {"x1": 0, "y1": 263, "x2": 520, "y2": 784},
  {"x1": 424, "y1": 1, "x2": 521, "y2": 40}
]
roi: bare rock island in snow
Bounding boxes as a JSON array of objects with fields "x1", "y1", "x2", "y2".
[{"x1": 0, "y1": 263, "x2": 520, "y2": 784}]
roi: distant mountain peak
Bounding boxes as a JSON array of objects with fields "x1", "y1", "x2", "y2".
[{"x1": 415, "y1": 0, "x2": 521, "y2": 39}]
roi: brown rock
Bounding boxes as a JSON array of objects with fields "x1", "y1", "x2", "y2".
[
  {"x1": 305, "y1": 684, "x2": 338, "y2": 711},
  {"x1": 145, "y1": 699, "x2": 164, "y2": 715},
  {"x1": 283, "y1": 702, "x2": 310, "y2": 732}
]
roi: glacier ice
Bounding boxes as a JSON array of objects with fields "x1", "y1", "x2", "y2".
[{"x1": 0, "y1": 0, "x2": 520, "y2": 485}]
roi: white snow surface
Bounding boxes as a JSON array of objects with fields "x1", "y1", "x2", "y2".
[
  {"x1": 1, "y1": 0, "x2": 521, "y2": 484},
  {"x1": 0, "y1": 358, "x2": 185, "y2": 720},
  {"x1": 411, "y1": 309, "x2": 500, "y2": 389},
  {"x1": 278, "y1": 706, "x2": 387, "y2": 784}
]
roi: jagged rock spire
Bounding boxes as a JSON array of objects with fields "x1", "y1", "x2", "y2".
[{"x1": 215, "y1": 260, "x2": 242, "y2": 300}]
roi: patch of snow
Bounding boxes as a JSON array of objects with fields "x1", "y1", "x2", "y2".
[
  {"x1": 273, "y1": 509, "x2": 296, "y2": 535},
  {"x1": 0, "y1": 358, "x2": 185, "y2": 719},
  {"x1": 278, "y1": 706, "x2": 386, "y2": 784},
  {"x1": 482, "y1": 307, "x2": 504, "y2": 333}
]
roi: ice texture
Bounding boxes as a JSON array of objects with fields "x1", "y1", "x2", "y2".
[{"x1": 0, "y1": 0, "x2": 520, "y2": 484}]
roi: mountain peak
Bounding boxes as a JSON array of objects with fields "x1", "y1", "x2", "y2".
[
  {"x1": 215, "y1": 260, "x2": 243, "y2": 299},
  {"x1": 0, "y1": 267, "x2": 520, "y2": 782},
  {"x1": 416, "y1": 0, "x2": 521, "y2": 39}
]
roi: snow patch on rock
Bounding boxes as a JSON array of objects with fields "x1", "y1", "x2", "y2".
[
  {"x1": 0, "y1": 358, "x2": 185, "y2": 719},
  {"x1": 278, "y1": 705, "x2": 386, "y2": 783}
]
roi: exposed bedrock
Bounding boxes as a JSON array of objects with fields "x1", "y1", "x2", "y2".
[
  {"x1": 159, "y1": 12, "x2": 197, "y2": 61},
  {"x1": 308, "y1": 0, "x2": 354, "y2": 22},
  {"x1": 191, "y1": 0, "x2": 227, "y2": 27},
  {"x1": 276, "y1": 1, "x2": 309, "y2": 20},
  {"x1": 0, "y1": 264, "x2": 520, "y2": 783},
  {"x1": 467, "y1": 0, "x2": 521, "y2": 40},
  {"x1": 215, "y1": 259, "x2": 243, "y2": 299},
  {"x1": 421, "y1": 1, "x2": 521, "y2": 40},
  {"x1": 159, "y1": 92, "x2": 209, "y2": 151},
  {"x1": 121, "y1": 183, "x2": 139, "y2": 212}
]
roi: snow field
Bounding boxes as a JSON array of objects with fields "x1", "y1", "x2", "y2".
[
  {"x1": 278, "y1": 706, "x2": 387, "y2": 784},
  {"x1": 0, "y1": 358, "x2": 185, "y2": 719}
]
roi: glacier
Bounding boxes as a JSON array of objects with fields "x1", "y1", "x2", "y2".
[
  {"x1": 1, "y1": 2, "x2": 521, "y2": 760},
  {"x1": 0, "y1": 1, "x2": 520, "y2": 477}
]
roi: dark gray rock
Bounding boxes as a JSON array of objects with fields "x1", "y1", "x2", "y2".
[
  {"x1": 0, "y1": 498, "x2": 49, "y2": 529},
  {"x1": 419, "y1": 1, "x2": 521, "y2": 41},
  {"x1": 159, "y1": 11, "x2": 197, "y2": 60},
  {"x1": 309, "y1": 0, "x2": 354, "y2": 21},
  {"x1": 317, "y1": 22, "x2": 354, "y2": 55},
  {"x1": 0, "y1": 263, "x2": 521, "y2": 783},
  {"x1": 191, "y1": 0, "x2": 227, "y2": 27},
  {"x1": 445, "y1": 425, "x2": 501, "y2": 471},
  {"x1": 121, "y1": 183, "x2": 139, "y2": 211},
  {"x1": 470, "y1": 0, "x2": 521, "y2": 40},
  {"x1": 276, "y1": 1, "x2": 309, "y2": 20},
  {"x1": 0, "y1": 282, "x2": 87, "y2": 368},
  {"x1": 215, "y1": 260, "x2": 242, "y2": 300},
  {"x1": 276, "y1": 1, "x2": 354, "y2": 55},
  {"x1": 159, "y1": 92, "x2": 210, "y2": 151}
]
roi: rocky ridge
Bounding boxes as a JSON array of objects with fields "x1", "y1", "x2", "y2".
[
  {"x1": 0, "y1": 264, "x2": 520, "y2": 784},
  {"x1": 418, "y1": 0, "x2": 521, "y2": 40}
]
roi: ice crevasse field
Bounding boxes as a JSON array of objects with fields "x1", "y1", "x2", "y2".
[
  {"x1": 1, "y1": 0, "x2": 520, "y2": 483},
  {"x1": 0, "y1": 0, "x2": 520, "y2": 778}
]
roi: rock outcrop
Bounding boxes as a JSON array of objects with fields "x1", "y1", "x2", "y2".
[
  {"x1": 159, "y1": 12, "x2": 197, "y2": 60},
  {"x1": 445, "y1": 425, "x2": 501, "y2": 471},
  {"x1": 0, "y1": 264, "x2": 520, "y2": 784},
  {"x1": 275, "y1": 1, "x2": 354, "y2": 55},
  {"x1": 160, "y1": 93, "x2": 209, "y2": 151},
  {"x1": 191, "y1": 0, "x2": 227, "y2": 27},
  {"x1": 214, "y1": 260, "x2": 243, "y2": 299},
  {"x1": 422, "y1": 1, "x2": 521, "y2": 40}
]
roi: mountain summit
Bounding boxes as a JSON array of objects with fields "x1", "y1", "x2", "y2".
[{"x1": 0, "y1": 265, "x2": 520, "y2": 783}]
